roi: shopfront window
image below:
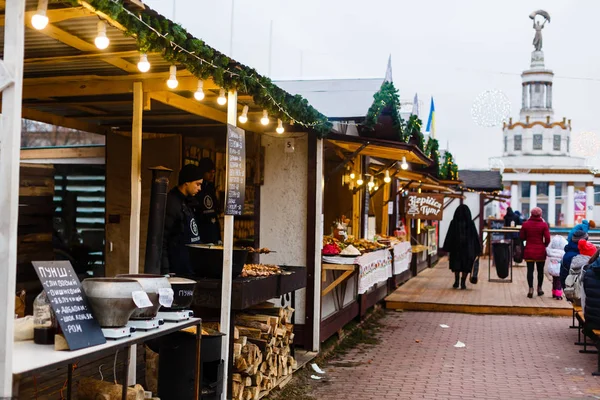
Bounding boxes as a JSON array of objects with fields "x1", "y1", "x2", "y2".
[
  {"x1": 522, "y1": 203, "x2": 530, "y2": 219},
  {"x1": 521, "y1": 182, "x2": 531, "y2": 197},
  {"x1": 556, "y1": 204, "x2": 563, "y2": 226},
  {"x1": 504, "y1": 136, "x2": 507, "y2": 152},
  {"x1": 595, "y1": 185, "x2": 600, "y2": 205}
]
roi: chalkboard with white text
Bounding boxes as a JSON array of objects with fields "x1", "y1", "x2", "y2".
[
  {"x1": 225, "y1": 124, "x2": 246, "y2": 216},
  {"x1": 32, "y1": 261, "x2": 106, "y2": 350}
]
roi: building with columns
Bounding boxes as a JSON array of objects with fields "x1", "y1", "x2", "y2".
[{"x1": 494, "y1": 37, "x2": 596, "y2": 227}]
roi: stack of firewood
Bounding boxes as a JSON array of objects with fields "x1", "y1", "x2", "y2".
[{"x1": 231, "y1": 303, "x2": 298, "y2": 400}]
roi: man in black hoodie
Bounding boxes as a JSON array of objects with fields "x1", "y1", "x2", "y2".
[
  {"x1": 193, "y1": 158, "x2": 222, "y2": 245},
  {"x1": 161, "y1": 164, "x2": 203, "y2": 276}
]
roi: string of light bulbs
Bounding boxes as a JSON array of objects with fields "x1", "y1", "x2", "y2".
[{"x1": 83, "y1": 0, "x2": 320, "y2": 130}]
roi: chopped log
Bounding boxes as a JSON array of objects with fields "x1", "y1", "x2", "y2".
[
  {"x1": 235, "y1": 336, "x2": 248, "y2": 346},
  {"x1": 251, "y1": 371, "x2": 263, "y2": 387},
  {"x1": 250, "y1": 302, "x2": 275, "y2": 309},
  {"x1": 234, "y1": 343, "x2": 242, "y2": 358},
  {"x1": 275, "y1": 328, "x2": 286, "y2": 337},
  {"x1": 233, "y1": 373, "x2": 243, "y2": 383},
  {"x1": 236, "y1": 326, "x2": 262, "y2": 339},
  {"x1": 232, "y1": 381, "x2": 244, "y2": 400},
  {"x1": 234, "y1": 319, "x2": 272, "y2": 334},
  {"x1": 234, "y1": 326, "x2": 240, "y2": 340},
  {"x1": 77, "y1": 377, "x2": 144, "y2": 400},
  {"x1": 235, "y1": 356, "x2": 248, "y2": 372},
  {"x1": 245, "y1": 386, "x2": 260, "y2": 400}
]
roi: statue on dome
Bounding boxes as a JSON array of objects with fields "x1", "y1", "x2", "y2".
[{"x1": 530, "y1": 10, "x2": 551, "y2": 51}]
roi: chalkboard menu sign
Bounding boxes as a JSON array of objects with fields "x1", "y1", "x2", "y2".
[
  {"x1": 488, "y1": 219, "x2": 505, "y2": 241},
  {"x1": 32, "y1": 261, "x2": 106, "y2": 350},
  {"x1": 225, "y1": 124, "x2": 246, "y2": 216}
]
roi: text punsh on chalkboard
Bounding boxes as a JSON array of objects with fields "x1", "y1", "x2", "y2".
[
  {"x1": 32, "y1": 261, "x2": 106, "y2": 350},
  {"x1": 225, "y1": 124, "x2": 246, "y2": 216}
]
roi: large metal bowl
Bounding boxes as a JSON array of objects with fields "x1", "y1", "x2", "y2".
[
  {"x1": 166, "y1": 277, "x2": 197, "y2": 310},
  {"x1": 116, "y1": 274, "x2": 171, "y2": 319},
  {"x1": 82, "y1": 278, "x2": 143, "y2": 328}
]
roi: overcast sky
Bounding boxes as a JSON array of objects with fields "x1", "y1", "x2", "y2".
[{"x1": 144, "y1": 0, "x2": 600, "y2": 169}]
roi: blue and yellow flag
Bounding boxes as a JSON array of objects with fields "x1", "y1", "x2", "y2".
[{"x1": 426, "y1": 97, "x2": 435, "y2": 138}]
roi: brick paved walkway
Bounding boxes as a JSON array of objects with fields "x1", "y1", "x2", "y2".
[{"x1": 309, "y1": 311, "x2": 600, "y2": 400}]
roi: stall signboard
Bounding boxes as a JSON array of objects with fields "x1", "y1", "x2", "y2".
[
  {"x1": 32, "y1": 261, "x2": 106, "y2": 350},
  {"x1": 488, "y1": 219, "x2": 505, "y2": 242},
  {"x1": 405, "y1": 192, "x2": 444, "y2": 220},
  {"x1": 225, "y1": 124, "x2": 246, "y2": 216}
]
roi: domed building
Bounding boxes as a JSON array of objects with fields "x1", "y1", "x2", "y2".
[{"x1": 495, "y1": 13, "x2": 596, "y2": 227}]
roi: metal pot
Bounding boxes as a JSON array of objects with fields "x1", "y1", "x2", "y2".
[
  {"x1": 82, "y1": 278, "x2": 143, "y2": 328},
  {"x1": 116, "y1": 274, "x2": 171, "y2": 319},
  {"x1": 166, "y1": 277, "x2": 197, "y2": 310}
]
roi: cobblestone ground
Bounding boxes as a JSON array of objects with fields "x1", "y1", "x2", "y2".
[{"x1": 309, "y1": 311, "x2": 600, "y2": 400}]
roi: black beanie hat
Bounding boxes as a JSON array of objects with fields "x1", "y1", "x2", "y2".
[
  {"x1": 198, "y1": 158, "x2": 216, "y2": 175},
  {"x1": 178, "y1": 164, "x2": 203, "y2": 185}
]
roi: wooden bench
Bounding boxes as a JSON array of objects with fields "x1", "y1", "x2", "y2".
[
  {"x1": 572, "y1": 305, "x2": 582, "y2": 329},
  {"x1": 571, "y1": 305, "x2": 600, "y2": 375}
]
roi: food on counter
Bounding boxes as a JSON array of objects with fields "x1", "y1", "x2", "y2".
[
  {"x1": 322, "y1": 243, "x2": 341, "y2": 256},
  {"x1": 241, "y1": 264, "x2": 281, "y2": 277},
  {"x1": 340, "y1": 244, "x2": 361, "y2": 256},
  {"x1": 344, "y1": 238, "x2": 387, "y2": 253},
  {"x1": 243, "y1": 246, "x2": 273, "y2": 254}
]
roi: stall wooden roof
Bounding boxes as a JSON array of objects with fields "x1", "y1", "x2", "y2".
[
  {"x1": 1, "y1": 0, "x2": 327, "y2": 136},
  {"x1": 325, "y1": 133, "x2": 432, "y2": 166}
]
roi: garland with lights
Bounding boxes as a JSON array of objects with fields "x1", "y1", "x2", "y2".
[
  {"x1": 67, "y1": 0, "x2": 332, "y2": 135},
  {"x1": 364, "y1": 81, "x2": 406, "y2": 141},
  {"x1": 440, "y1": 151, "x2": 459, "y2": 181},
  {"x1": 424, "y1": 137, "x2": 441, "y2": 177},
  {"x1": 406, "y1": 115, "x2": 425, "y2": 151}
]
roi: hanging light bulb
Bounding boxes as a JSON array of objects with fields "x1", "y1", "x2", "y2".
[
  {"x1": 217, "y1": 88, "x2": 227, "y2": 105},
  {"x1": 374, "y1": 183, "x2": 379, "y2": 191},
  {"x1": 350, "y1": 171, "x2": 356, "y2": 180},
  {"x1": 384, "y1": 170, "x2": 391, "y2": 183},
  {"x1": 137, "y1": 53, "x2": 150, "y2": 72},
  {"x1": 31, "y1": 0, "x2": 49, "y2": 30},
  {"x1": 368, "y1": 175, "x2": 375, "y2": 189},
  {"x1": 166, "y1": 65, "x2": 178, "y2": 89},
  {"x1": 238, "y1": 105, "x2": 249, "y2": 123},
  {"x1": 357, "y1": 175, "x2": 364, "y2": 186},
  {"x1": 260, "y1": 110, "x2": 269, "y2": 125},
  {"x1": 276, "y1": 119, "x2": 284, "y2": 134},
  {"x1": 194, "y1": 80, "x2": 205, "y2": 100},
  {"x1": 94, "y1": 21, "x2": 110, "y2": 50},
  {"x1": 401, "y1": 156, "x2": 409, "y2": 170}
]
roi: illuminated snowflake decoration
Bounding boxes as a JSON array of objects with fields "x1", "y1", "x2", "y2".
[
  {"x1": 471, "y1": 90, "x2": 511, "y2": 128},
  {"x1": 573, "y1": 131, "x2": 600, "y2": 157},
  {"x1": 488, "y1": 157, "x2": 505, "y2": 174}
]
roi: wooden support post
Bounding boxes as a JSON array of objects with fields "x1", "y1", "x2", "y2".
[
  {"x1": 128, "y1": 81, "x2": 143, "y2": 386},
  {"x1": 220, "y1": 89, "x2": 238, "y2": 400},
  {"x1": 0, "y1": 0, "x2": 25, "y2": 396},
  {"x1": 381, "y1": 183, "x2": 390, "y2": 236}
]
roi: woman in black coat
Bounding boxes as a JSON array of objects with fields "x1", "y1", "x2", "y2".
[{"x1": 443, "y1": 204, "x2": 482, "y2": 289}]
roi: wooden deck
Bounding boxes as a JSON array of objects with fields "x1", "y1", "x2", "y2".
[{"x1": 385, "y1": 257, "x2": 572, "y2": 316}]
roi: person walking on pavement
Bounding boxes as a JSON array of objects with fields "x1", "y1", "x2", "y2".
[
  {"x1": 193, "y1": 158, "x2": 222, "y2": 245},
  {"x1": 442, "y1": 204, "x2": 481, "y2": 290},
  {"x1": 520, "y1": 207, "x2": 551, "y2": 298},
  {"x1": 161, "y1": 164, "x2": 204, "y2": 276}
]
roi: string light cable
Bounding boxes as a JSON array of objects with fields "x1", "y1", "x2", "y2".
[{"x1": 98, "y1": 0, "x2": 326, "y2": 130}]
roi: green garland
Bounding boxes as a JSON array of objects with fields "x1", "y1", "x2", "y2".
[
  {"x1": 69, "y1": 0, "x2": 332, "y2": 135},
  {"x1": 424, "y1": 137, "x2": 441, "y2": 177},
  {"x1": 440, "y1": 150, "x2": 459, "y2": 180},
  {"x1": 364, "y1": 81, "x2": 405, "y2": 140},
  {"x1": 406, "y1": 115, "x2": 424, "y2": 151}
]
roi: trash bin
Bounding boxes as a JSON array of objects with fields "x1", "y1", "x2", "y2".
[{"x1": 492, "y1": 242, "x2": 511, "y2": 279}]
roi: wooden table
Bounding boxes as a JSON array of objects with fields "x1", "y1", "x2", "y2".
[
  {"x1": 321, "y1": 263, "x2": 356, "y2": 296},
  {"x1": 13, "y1": 318, "x2": 202, "y2": 400}
]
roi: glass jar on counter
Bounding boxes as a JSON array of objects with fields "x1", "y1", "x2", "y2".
[{"x1": 33, "y1": 291, "x2": 57, "y2": 345}]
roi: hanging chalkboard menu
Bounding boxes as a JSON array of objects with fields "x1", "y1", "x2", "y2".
[
  {"x1": 32, "y1": 261, "x2": 106, "y2": 350},
  {"x1": 225, "y1": 124, "x2": 246, "y2": 216},
  {"x1": 488, "y1": 219, "x2": 505, "y2": 241}
]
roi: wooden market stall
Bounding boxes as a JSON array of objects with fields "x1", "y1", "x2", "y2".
[{"x1": 0, "y1": 1, "x2": 328, "y2": 399}]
